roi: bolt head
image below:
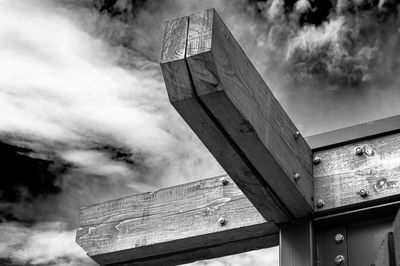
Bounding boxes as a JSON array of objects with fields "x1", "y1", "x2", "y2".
[
  {"x1": 359, "y1": 188, "x2": 369, "y2": 198},
  {"x1": 220, "y1": 177, "x2": 229, "y2": 185},
  {"x1": 218, "y1": 217, "x2": 226, "y2": 226},
  {"x1": 335, "y1": 255, "x2": 345, "y2": 265},
  {"x1": 294, "y1": 131, "x2": 301, "y2": 139},
  {"x1": 356, "y1": 147, "x2": 364, "y2": 155},
  {"x1": 313, "y1": 156, "x2": 321, "y2": 165},
  {"x1": 293, "y1": 172, "x2": 301, "y2": 182},
  {"x1": 317, "y1": 199, "x2": 325, "y2": 208},
  {"x1": 334, "y1": 234, "x2": 345, "y2": 244}
]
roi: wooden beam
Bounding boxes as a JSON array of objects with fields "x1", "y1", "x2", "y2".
[
  {"x1": 75, "y1": 175, "x2": 279, "y2": 265},
  {"x1": 185, "y1": 9, "x2": 313, "y2": 219},
  {"x1": 314, "y1": 132, "x2": 400, "y2": 214},
  {"x1": 160, "y1": 14, "x2": 290, "y2": 222},
  {"x1": 280, "y1": 218, "x2": 314, "y2": 266}
]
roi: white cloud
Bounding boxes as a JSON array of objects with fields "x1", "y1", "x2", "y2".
[{"x1": 0, "y1": 222, "x2": 95, "y2": 265}]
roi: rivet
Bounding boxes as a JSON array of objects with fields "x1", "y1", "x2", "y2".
[
  {"x1": 317, "y1": 199, "x2": 325, "y2": 208},
  {"x1": 356, "y1": 147, "x2": 364, "y2": 155},
  {"x1": 293, "y1": 172, "x2": 301, "y2": 182},
  {"x1": 313, "y1": 156, "x2": 321, "y2": 165},
  {"x1": 359, "y1": 188, "x2": 369, "y2": 198},
  {"x1": 218, "y1": 217, "x2": 226, "y2": 226},
  {"x1": 334, "y1": 234, "x2": 345, "y2": 244},
  {"x1": 294, "y1": 131, "x2": 301, "y2": 139},
  {"x1": 220, "y1": 177, "x2": 229, "y2": 185},
  {"x1": 335, "y1": 255, "x2": 345, "y2": 265}
]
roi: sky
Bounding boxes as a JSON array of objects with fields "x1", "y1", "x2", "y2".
[{"x1": 0, "y1": 0, "x2": 400, "y2": 265}]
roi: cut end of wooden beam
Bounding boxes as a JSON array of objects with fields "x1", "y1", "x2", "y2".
[
  {"x1": 186, "y1": 9, "x2": 214, "y2": 57},
  {"x1": 160, "y1": 16, "x2": 193, "y2": 104},
  {"x1": 160, "y1": 16, "x2": 188, "y2": 64}
]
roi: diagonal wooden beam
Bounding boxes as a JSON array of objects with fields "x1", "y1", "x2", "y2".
[
  {"x1": 75, "y1": 175, "x2": 279, "y2": 265},
  {"x1": 160, "y1": 15, "x2": 290, "y2": 222},
  {"x1": 184, "y1": 9, "x2": 313, "y2": 219}
]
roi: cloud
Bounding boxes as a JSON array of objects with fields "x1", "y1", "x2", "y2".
[
  {"x1": 2, "y1": 0, "x2": 400, "y2": 265},
  {"x1": 0, "y1": 222, "x2": 95, "y2": 265}
]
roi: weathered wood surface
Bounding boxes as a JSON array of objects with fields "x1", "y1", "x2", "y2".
[
  {"x1": 186, "y1": 9, "x2": 313, "y2": 219},
  {"x1": 280, "y1": 218, "x2": 314, "y2": 266},
  {"x1": 160, "y1": 12, "x2": 290, "y2": 222},
  {"x1": 374, "y1": 232, "x2": 396, "y2": 266},
  {"x1": 314, "y1": 132, "x2": 400, "y2": 213},
  {"x1": 76, "y1": 175, "x2": 279, "y2": 265}
]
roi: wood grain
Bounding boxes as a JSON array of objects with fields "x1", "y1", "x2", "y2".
[
  {"x1": 186, "y1": 9, "x2": 313, "y2": 219},
  {"x1": 314, "y1": 132, "x2": 400, "y2": 213},
  {"x1": 160, "y1": 11, "x2": 290, "y2": 223},
  {"x1": 76, "y1": 175, "x2": 278, "y2": 265},
  {"x1": 374, "y1": 232, "x2": 396, "y2": 266}
]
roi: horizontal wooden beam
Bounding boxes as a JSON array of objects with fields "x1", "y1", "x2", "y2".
[
  {"x1": 76, "y1": 175, "x2": 279, "y2": 265},
  {"x1": 160, "y1": 13, "x2": 291, "y2": 222},
  {"x1": 314, "y1": 132, "x2": 400, "y2": 214}
]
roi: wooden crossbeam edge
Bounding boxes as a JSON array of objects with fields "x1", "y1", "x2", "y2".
[{"x1": 76, "y1": 175, "x2": 279, "y2": 266}]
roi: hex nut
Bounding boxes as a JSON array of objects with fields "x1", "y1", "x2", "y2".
[
  {"x1": 220, "y1": 177, "x2": 229, "y2": 185},
  {"x1": 317, "y1": 199, "x2": 325, "y2": 208},
  {"x1": 359, "y1": 188, "x2": 369, "y2": 198},
  {"x1": 293, "y1": 172, "x2": 301, "y2": 182},
  {"x1": 334, "y1": 234, "x2": 345, "y2": 244},
  {"x1": 335, "y1": 255, "x2": 345, "y2": 265},
  {"x1": 313, "y1": 156, "x2": 321, "y2": 165}
]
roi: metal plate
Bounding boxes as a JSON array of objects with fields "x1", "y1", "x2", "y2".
[
  {"x1": 316, "y1": 226, "x2": 348, "y2": 266},
  {"x1": 346, "y1": 217, "x2": 393, "y2": 266},
  {"x1": 316, "y1": 216, "x2": 394, "y2": 266}
]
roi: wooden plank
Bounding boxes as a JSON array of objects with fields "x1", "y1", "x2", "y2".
[
  {"x1": 314, "y1": 132, "x2": 400, "y2": 214},
  {"x1": 280, "y1": 218, "x2": 314, "y2": 266},
  {"x1": 160, "y1": 13, "x2": 290, "y2": 222},
  {"x1": 374, "y1": 232, "x2": 396, "y2": 266},
  {"x1": 394, "y1": 208, "x2": 400, "y2": 266},
  {"x1": 76, "y1": 175, "x2": 279, "y2": 265},
  {"x1": 185, "y1": 9, "x2": 313, "y2": 219}
]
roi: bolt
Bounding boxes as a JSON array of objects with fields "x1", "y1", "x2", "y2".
[
  {"x1": 220, "y1": 177, "x2": 229, "y2": 185},
  {"x1": 359, "y1": 188, "x2": 369, "y2": 198},
  {"x1": 356, "y1": 147, "x2": 364, "y2": 155},
  {"x1": 313, "y1": 156, "x2": 321, "y2": 165},
  {"x1": 218, "y1": 217, "x2": 226, "y2": 226},
  {"x1": 317, "y1": 199, "x2": 325, "y2": 208},
  {"x1": 335, "y1": 255, "x2": 345, "y2": 265},
  {"x1": 335, "y1": 234, "x2": 345, "y2": 244},
  {"x1": 294, "y1": 131, "x2": 301, "y2": 139},
  {"x1": 293, "y1": 172, "x2": 301, "y2": 182}
]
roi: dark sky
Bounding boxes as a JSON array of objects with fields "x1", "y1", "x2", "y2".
[{"x1": 1, "y1": 0, "x2": 400, "y2": 265}]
